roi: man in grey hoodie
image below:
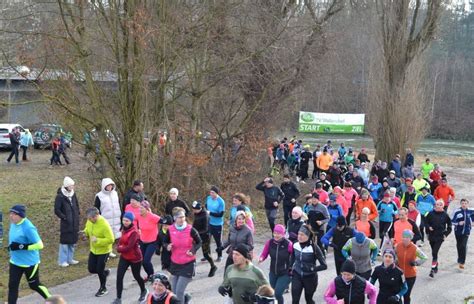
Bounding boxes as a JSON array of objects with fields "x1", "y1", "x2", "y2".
[{"x1": 305, "y1": 193, "x2": 329, "y2": 254}]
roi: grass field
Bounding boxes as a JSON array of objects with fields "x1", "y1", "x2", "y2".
[{"x1": 0, "y1": 149, "x2": 118, "y2": 301}]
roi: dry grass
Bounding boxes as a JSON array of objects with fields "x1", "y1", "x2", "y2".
[{"x1": 0, "y1": 149, "x2": 118, "y2": 301}]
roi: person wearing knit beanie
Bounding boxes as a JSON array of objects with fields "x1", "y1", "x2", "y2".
[
  {"x1": 8, "y1": 204, "x2": 51, "y2": 302},
  {"x1": 63, "y1": 176, "x2": 75, "y2": 188},
  {"x1": 370, "y1": 247, "x2": 407, "y2": 304},
  {"x1": 340, "y1": 259, "x2": 356, "y2": 274},
  {"x1": 324, "y1": 259, "x2": 378, "y2": 303},
  {"x1": 122, "y1": 211, "x2": 135, "y2": 222},
  {"x1": 56, "y1": 175, "x2": 81, "y2": 267}
]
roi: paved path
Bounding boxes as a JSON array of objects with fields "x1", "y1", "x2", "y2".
[{"x1": 19, "y1": 233, "x2": 473, "y2": 304}]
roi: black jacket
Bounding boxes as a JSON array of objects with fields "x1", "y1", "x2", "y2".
[
  {"x1": 192, "y1": 209, "x2": 209, "y2": 242},
  {"x1": 426, "y1": 210, "x2": 452, "y2": 242},
  {"x1": 165, "y1": 199, "x2": 191, "y2": 217},
  {"x1": 54, "y1": 188, "x2": 80, "y2": 244},
  {"x1": 9, "y1": 132, "x2": 20, "y2": 146},
  {"x1": 280, "y1": 181, "x2": 300, "y2": 207},
  {"x1": 370, "y1": 264, "x2": 405, "y2": 301},
  {"x1": 256, "y1": 182, "x2": 284, "y2": 210}
]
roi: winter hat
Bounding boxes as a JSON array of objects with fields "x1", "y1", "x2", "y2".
[
  {"x1": 383, "y1": 248, "x2": 397, "y2": 262},
  {"x1": 192, "y1": 201, "x2": 202, "y2": 210},
  {"x1": 210, "y1": 186, "x2": 220, "y2": 194},
  {"x1": 315, "y1": 183, "x2": 323, "y2": 189},
  {"x1": 336, "y1": 216, "x2": 347, "y2": 227},
  {"x1": 131, "y1": 193, "x2": 143, "y2": 202},
  {"x1": 340, "y1": 259, "x2": 356, "y2": 274},
  {"x1": 63, "y1": 176, "x2": 75, "y2": 188},
  {"x1": 402, "y1": 229, "x2": 414, "y2": 240},
  {"x1": 329, "y1": 194, "x2": 337, "y2": 202},
  {"x1": 405, "y1": 178, "x2": 413, "y2": 183},
  {"x1": 354, "y1": 231, "x2": 366, "y2": 244},
  {"x1": 299, "y1": 225, "x2": 313, "y2": 238},
  {"x1": 10, "y1": 204, "x2": 26, "y2": 218},
  {"x1": 333, "y1": 186, "x2": 343, "y2": 194},
  {"x1": 389, "y1": 170, "x2": 396, "y2": 175},
  {"x1": 421, "y1": 186, "x2": 429, "y2": 191},
  {"x1": 140, "y1": 200, "x2": 151, "y2": 210},
  {"x1": 292, "y1": 206, "x2": 303, "y2": 217},
  {"x1": 159, "y1": 215, "x2": 174, "y2": 225},
  {"x1": 234, "y1": 243, "x2": 251, "y2": 259},
  {"x1": 169, "y1": 188, "x2": 179, "y2": 195},
  {"x1": 383, "y1": 192, "x2": 391, "y2": 198},
  {"x1": 273, "y1": 224, "x2": 286, "y2": 236},
  {"x1": 235, "y1": 210, "x2": 247, "y2": 221},
  {"x1": 320, "y1": 172, "x2": 327, "y2": 176},
  {"x1": 123, "y1": 211, "x2": 135, "y2": 222},
  {"x1": 152, "y1": 273, "x2": 171, "y2": 290}
]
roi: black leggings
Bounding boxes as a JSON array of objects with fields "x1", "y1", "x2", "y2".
[
  {"x1": 116, "y1": 257, "x2": 145, "y2": 299},
  {"x1": 201, "y1": 236, "x2": 215, "y2": 268},
  {"x1": 429, "y1": 239, "x2": 444, "y2": 264},
  {"x1": 88, "y1": 252, "x2": 109, "y2": 288},
  {"x1": 404, "y1": 277, "x2": 416, "y2": 304},
  {"x1": 419, "y1": 215, "x2": 428, "y2": 242},
  {"x1": 379, "y1": 221, "x2": 392, "y2": 248},
  {"x1": 209, "y1": 224, "x2": 223, "y2": 258},
  {"x1": 291, "y1": 272, "x2": 318, "y2": 304},
  {"x1": 455, "y1": 234, "x2": 469, "y2": 264},
  {"x1": 8, "y1": 263, "x2": 50, "y2": 304}
]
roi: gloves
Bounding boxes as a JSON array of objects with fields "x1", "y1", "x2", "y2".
[
  {"x1": 409, "y1": 261, "x2": 419, "y2": 266},
  {"x1": 387, "y1": 295, "x2": 400, "y2": 303},
  {"x1": 155, "y1": 247, "x2": 161, "y2": 255},
  {"x1": 288, "y1": 268, "x2": 293, "y2": 277},
  {"x1": 9, "y1": 242, "x2": 30, "y2": 251},
  {"x1": 218, "y1": 286, "x2": 229, "y2": 297}
]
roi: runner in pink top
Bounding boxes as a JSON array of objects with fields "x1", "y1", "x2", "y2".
[
  {"x1": 333, "y1": 186, "x2": 350, "y2": 217},
  {"x1": 137, "y1": 200, "x2": 160, "y2": 281},
  {"x1": 343, "y1": 182, "x2": 359, "y2": 224},
  {"x1": 124, "y1": 193, "x2": 142, "y2": 227}
]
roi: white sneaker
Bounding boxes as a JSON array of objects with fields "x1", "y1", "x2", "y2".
[
  {"x1": 68, "y1": 260, "x2": 79, "y2": 265},
  {"x1": 109, "y1": 252, "x2": 117, "y2": 258},
  {"x1": 59, "y1": 262, "x2": 69, "y2": 267}
]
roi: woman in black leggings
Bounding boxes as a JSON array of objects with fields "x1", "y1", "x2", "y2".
[
  {"x1": 426, "y1": 200, "x2": 452, "y2": 278},
  {"x1": 112, "y1": 212, "x2": 147, "y2": 304}
]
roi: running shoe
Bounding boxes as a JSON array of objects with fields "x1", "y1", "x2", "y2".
[
  {"x1": 112, "y1": 298, "x2": 122, "y2": 304},
  {"x1": 59, "y1": 262, "x2": 69, "y2": 267},
  {"x1": 95, "y1": 287, "x2": 108, "y2": 297},
  {"x1": 68, "y1": 260, "x2": 79, "y2": 265},
  {"x1": 429, "y1": 270, "x2": 434, "y2": 278},
  {"x1": 138, "y1": 289, "x2": 148, "y2": 302},
  {"x1": 208, "y1": 265, "x2": 217, "y2": 277},
  {"x1": 109, "y1": 252, "x2": 117, "y2": 258},
  {"x1": 459, "y1": 263, "x2": 465, "y2": 269},
  {"x1": 201, "y1": 257, "x2": 207, "y2": 262}
]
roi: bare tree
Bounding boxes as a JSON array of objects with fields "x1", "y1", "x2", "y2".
[{"x1": 368, "y1": 0, "x2": 443, "y2": 161}]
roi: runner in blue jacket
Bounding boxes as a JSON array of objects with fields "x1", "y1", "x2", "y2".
[
  {"x1": 8, "y1": 204, "x2": 51, "y2": 303},
  {"x1": 451, "y1": 198, "x2": 474, "y2": 269}
]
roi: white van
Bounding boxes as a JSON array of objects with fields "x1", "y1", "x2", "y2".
[{"x1": 0, "y1": 124, "x2": 25, "y2": 148}]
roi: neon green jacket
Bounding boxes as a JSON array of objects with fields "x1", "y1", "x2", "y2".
[{"x1": 83, "y1": 215, "x2": 114, "y2": 255}]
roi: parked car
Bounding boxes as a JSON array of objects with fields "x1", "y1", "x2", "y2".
[
  {"x1": 0, "y1": 124, "x2": 25, "y2": 149},
  {"x1": 33, "y1": 124, "x2": 72, "y2": 149}
]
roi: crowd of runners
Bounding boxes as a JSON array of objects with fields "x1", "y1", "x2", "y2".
[{"x1": 1, "y1": 137, "x2": 473, "y2": 304}]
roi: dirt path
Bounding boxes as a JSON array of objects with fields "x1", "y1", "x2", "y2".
[{"x1": 19, "y1": 165, "x2": 474, "y2": 303}]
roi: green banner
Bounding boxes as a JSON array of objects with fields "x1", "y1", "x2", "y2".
[{"x1": 298, "y1": 112, "x2": 365, "y2": 134}]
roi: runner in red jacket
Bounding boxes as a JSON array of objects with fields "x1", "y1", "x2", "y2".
[{"x1": 112, "y1": 212, "x2": 147, "y2": 304}]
